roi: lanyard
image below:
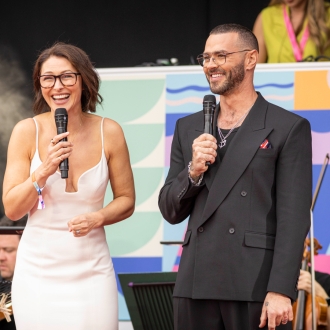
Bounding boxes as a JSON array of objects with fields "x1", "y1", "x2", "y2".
[{"x1": 283, "y1": 5, "x2": 309, "y2": 61}]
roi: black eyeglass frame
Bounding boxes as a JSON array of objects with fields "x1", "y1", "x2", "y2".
[
  {"x1": 196, "y1": 49, "x2": 252, "y2": 67},
  {"x1": 38, "y1": 72, "x2": 81, "y2": 88}
]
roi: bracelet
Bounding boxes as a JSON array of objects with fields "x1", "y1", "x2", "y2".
[
  {"x1": 31, "y1": 171, "x2": 45, "y2": 209},
  {"x1": 188, "y1": 161, "x2": 204, "y2": 186}
]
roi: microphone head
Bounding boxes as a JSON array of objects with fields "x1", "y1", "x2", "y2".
[
  {"x1": 54, "y1": 108, "x2": 67, "y2": 116},
  {"x1": 203, "y1": 94, "x2": 216, "y2": 105},
  {"x1": 203, "y1": 94, "x2": 216, "y2": 115},
  {"x1": 54, "y1": 108, "x2": 68, "y2": 129}
]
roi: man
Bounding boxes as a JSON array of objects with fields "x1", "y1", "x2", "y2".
[
  {"x1": 0, "y1": 235, "x2": 20, "y2": 281},
  {"x1": 0, "y1": 235, "x2": 19, "y2": 330},
  {"x1": 158, "y1": 24, "x2": 312, "y2": 329}
]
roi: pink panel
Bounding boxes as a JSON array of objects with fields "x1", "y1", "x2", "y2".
[{"x1": 315, "y1": 255, "x2": 330, "y2": 273}]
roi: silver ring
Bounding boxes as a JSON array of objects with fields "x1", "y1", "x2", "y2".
[{"x1": 76, "y1": 230, "x2": 80, "y2": 234}]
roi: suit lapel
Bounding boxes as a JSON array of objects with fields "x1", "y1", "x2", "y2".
[{"x1": 199, "y1": 94, "x2": 273, "y2": 225}]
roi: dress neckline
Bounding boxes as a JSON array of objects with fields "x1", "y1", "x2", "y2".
[{"x1": 32, "y1": 117, "x2": 106, "y2": 194}]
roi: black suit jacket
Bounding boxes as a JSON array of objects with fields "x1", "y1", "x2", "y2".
[{"x1": 158, "y1": 93, "x2": 312, "y2": 302}]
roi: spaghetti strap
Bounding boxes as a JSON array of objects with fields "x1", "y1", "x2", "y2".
[
  {"x1": 101, "y1": 117, "x2": 105, "y2": 150},
  {"x1": 32, "y1": 118, "x2": 39, "y2": 151}
]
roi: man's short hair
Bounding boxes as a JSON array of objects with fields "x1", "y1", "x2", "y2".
[{"x1": 210, "y1": 23, "x2": 259, "y2": 52}]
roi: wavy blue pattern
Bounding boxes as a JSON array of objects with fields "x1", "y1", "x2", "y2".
[
  {"x1": 167, "y1": 85, "x2": 210, "y2": 93},
  {"x1": 254, "y1": 83, "x2": 294, "y2": 89},
  {"x1": 166, "y1": 83, "x2": 294, "y2": 94}
]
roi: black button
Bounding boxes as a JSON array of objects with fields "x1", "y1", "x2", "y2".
[
  {"x1": 198, "y1": 227, "x2": 204, "y2": 233},
  {"x1": 241, "y1": 191, "x2": 247, "y2": 197},
  {"x1": 229, "y1": 228, "x2": 235, "y2": 234}
]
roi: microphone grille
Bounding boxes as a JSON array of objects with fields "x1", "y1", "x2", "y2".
[
  {"x1": 54, "y1": 108, "x2": 67, "y2": 116},
  {"x1": 203, "y1": 94, "x2": 216, "y2": 104}
]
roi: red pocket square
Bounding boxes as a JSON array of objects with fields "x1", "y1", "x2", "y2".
[{"x1": 260, "y1": 139, "x2": 272, "y2": 149}]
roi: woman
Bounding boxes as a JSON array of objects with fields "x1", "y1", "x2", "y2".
[
  {"x1": 253, "y1": 0, "x2": 330, "y2": 63},
  {"x1": 2, "y1": 42, "x2": 135, "y2": 329}
]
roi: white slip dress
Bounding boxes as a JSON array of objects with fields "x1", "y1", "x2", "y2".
[{"x1": 12, "y1": 117, "x2": 118, "y2": 330}]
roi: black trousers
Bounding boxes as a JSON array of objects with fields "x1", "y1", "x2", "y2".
[{"x1": 173, "y1": 297, "x2": 292, "y2": 330}]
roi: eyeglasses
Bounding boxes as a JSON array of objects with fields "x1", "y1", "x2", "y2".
[
  {"x1": 38, "y1": 72, "x2": 81, "y2": 88},
  {"x1": 196, "y1": 50, "x2": 251, "y2": 67}
]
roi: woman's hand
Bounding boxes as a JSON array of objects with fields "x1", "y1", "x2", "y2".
[
  {"x1": 67, "y1": 212, "x2": 103, "y2": 237},
  {"x1": 41, "y1": 132, "x2": 73, "y2": 177},
  {"x1": 3, "y1": 119, "x2": 75, "y2": 220}
]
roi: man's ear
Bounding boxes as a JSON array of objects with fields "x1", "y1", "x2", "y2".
[{"x1": 246, "y1": 50, "x2": 258, "y2": 70}]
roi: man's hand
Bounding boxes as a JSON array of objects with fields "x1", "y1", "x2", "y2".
[
  {"x1": 189, "y1": 133, "x2": 217, "y2": 181},
  {"x1": 259, "y1": 292, "x2": 293, "y2": 329}
]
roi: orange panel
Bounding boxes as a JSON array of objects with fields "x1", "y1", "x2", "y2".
[{"x1": 294, "y1": 70, "x2": 330, "y2": 110}]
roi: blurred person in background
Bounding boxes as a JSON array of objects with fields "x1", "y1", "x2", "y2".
[
  {"x1": 253, "y1": 0, "x2": 330, "y2": 63},
  {"x1": 297, "y1": 269, "x2": 330, "y2": 328},
  {"x1": 0, "y1": 235, "x2": 20, "y2": 281},
  {"x1": 0, "y1": 234, "x2": 20, "y2": 330}
]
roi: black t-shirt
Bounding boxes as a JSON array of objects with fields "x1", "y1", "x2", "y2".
[
  {"x1": 315, "y1": 271, "x2": 330, "y2": 296},
  {"x1": 0, "y1": 316, "x2": 16, "y2": 330},
  {"x1": 216, "y1": 127, "x2": 239, "y2": 161}
]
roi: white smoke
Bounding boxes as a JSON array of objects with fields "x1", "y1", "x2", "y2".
[{"x1": 0, "y1": 45, "x2": 32, "y2": 225}]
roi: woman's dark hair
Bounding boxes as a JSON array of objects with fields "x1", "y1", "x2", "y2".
[{"x1": 32, "y1": 42, "x2": 103, "y2": 114}]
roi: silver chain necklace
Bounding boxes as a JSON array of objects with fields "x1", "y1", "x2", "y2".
[{"x1": 217, "y1": 107, "x2": 252, "y2": 149}]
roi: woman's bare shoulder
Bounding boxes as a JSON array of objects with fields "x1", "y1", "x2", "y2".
[
  {"x1": 103, "y1": 117, "x2": 123, "y2": 133},
  {"x1": 11, "y1": 117, "x2": 36, "y2": 137},
  {"x1": 8, "y1": 117, "x2": 37, "y2": 159},
  {"x1": 101, "y1": 117, "x2": 126, "y2": 159}
]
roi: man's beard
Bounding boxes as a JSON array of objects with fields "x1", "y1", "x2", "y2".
[{"x1": 207, "y1": 60, "x2": 245, "y2": 95}]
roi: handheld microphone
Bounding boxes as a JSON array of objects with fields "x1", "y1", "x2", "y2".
[
  {"x1": 54, "y1": 108, "x2": 69, "y2": 179},
  {"x1": 203, "y1": 94, "x2": 216, "y2": 166}
]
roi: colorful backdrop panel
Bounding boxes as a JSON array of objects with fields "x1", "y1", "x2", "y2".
[{"x1": 97, "y1": 63, "x2": 330, "y2": 320}]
